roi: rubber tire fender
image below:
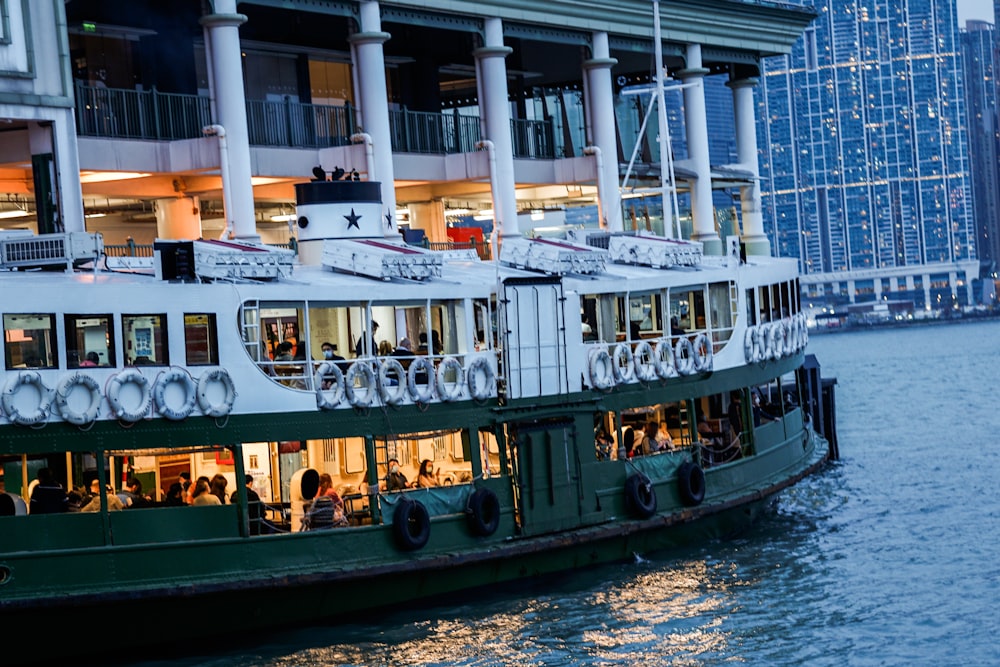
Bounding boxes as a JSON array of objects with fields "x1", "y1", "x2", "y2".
[
  {"x1": 393, "y1": 498, "x2": 431, "y2": 551},
  {"x1": 466, "y1": 487, "x2": 501, "y2": 536},
  {"x1": 624, "y1": 472, "x2": 657, "y2": 519},
  {"x1": 676, "y1": 461, "x2": 706, "y2": 507}
]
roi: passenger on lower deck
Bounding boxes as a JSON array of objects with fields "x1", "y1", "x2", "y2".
[
  {"x1": 385, "y1": 458, "x2": 410, "y2": 491},
  {"x1": 29, "y1": 468, "x2": 68, "y2": 514}
]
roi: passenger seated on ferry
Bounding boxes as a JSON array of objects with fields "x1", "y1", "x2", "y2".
[
  {"x1": 29, "y1": 467, "x2": 68, "y2": 514},
  {"x1": 273, "y1": 341, "x2": 294, "y2": 362},
  {"x1": 623, "y1": 427, "x2": 638, "y2": 459},
  {"x1": 191, "y1": 478, "x2": 221, "y2": 506},
  {"x1": 697, "y1": 413, "x2": 724, "y2": 446},
  {"x1": 629, "y1": 321, "x2": 642, "y2": 341},
  {"x1": 385, "y1": 458, "x2": 410, "y2": 491},
  {"x1": 81, "y1": 480, "x2": 124, "y2": 512},
  {"x1": 210, "y1": 474, "x2": 229, "y2": 504},
  {"x1": 231, "y1": 474, "x2": 263, "y2": 534},
  {"x1": 302, "y1": 493, "x2": 347, "y2": 530},
  {"x1": 79, "y1": 351, "x2": 100, "y2": 367},
  {"x1": 656, "y1": 422, "x2": 674, "y2": 450},
  {"x1": 120, "y1": 476, "x2": 152, "y2": 508},
  {"x1": 595, "y1": 427, "x2": 613, "y2": 460},
  {"x1": 391, "y1": 338, "x2": 414, "y2": 369},
  {"x1": 416, "y1": 459, "x2": 439, "y2": 488},
  {"x1": 164, "y1": 482, "x2": 186, "y2": 506},
  {"x1": 670, "y1": 317, "x2": 685, "y2": 337},
  {"x1": 188, "y1": 475, "x2": 210, "y2": 504}
]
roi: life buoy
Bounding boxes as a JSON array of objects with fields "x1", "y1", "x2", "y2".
[
  {"x1": 377, "y1": 358, "x2": 407, "y2": 406},
  {"x1": 2, "y1": 371, "x2": 53, "y2": 426},
  {"x1": 800, "y1": 314, "x2": 810, "y2": 349},
  {"x1": 632, "y1": 340, "x2": 658, "y2": 382},
  {"x1": 436, "y1": 356, "x2": 465, "y2": 402},
  {"x1": 612, "y1": 343, "x2": 635, "y2": 384},
  {"x1": 153, "y1": 367, "x2": 197, "y2": 421},
  {"x1": 676, "y1": 461, "x2": 706, "y2": 506},
  {"x1": 407, "y1": 357, "x2": 436, "y2": 403},
  {"x1": 768, "y1": 322, "x2": 783, "y2": 361},
  {"x1": 692, "y1": 333, "x2": 714, "y2": 373},
  {"x1": 466, "y1": 356, "x2": 495, "y2": 401},
  {"x1": 196, "y1": 368, "x2": 236, "y2": 418},
  {"x1": 744, "y1": 325, "x2": 758, "y2": 363},
  {"x1": 54, "y1": 372, "x2": 101, "y2": 425},
  {"x1": 466, "y1": 487, "x2": 501, "y2": 536},
  {"x1": 588, "y1": 348, "x2": 614, "y2": 390},
  {"x1": 673, "y1": 337, "x2": 695, "y2": 375},
  {"x1": 313, "y1": 361, "x2": 345, "y2": 410},
  {"x1": 345, "y1": 361, "x2": 376, "y2": 408},
  {"x1": 107, "y1": 368, "x2": 152, "y2": 422},
  {"x1": 624, "y1": 472, "x2": 657, "y2": 519},
  {"x1": 653, "y1": 339, "x2": 676, "y2": 378},
  {"x1": 756, "y1": 322, "x2": 772, "y2": 362},
  {"x1": 393, "y1": 498, "x2": 431, "y2": 551}
]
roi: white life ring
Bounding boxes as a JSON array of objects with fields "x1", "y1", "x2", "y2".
[
  {"x1": 313, "y1": 361, "x2": 345, "y2": 410},
  {"x1": 632, "y1": 340, "x2": 657, "y2": 382},
  {"x1": 436, "y1": 356, "x2": 465, "y2": 402},
  {"x1": 345, "y1": 361, "x2": 376, "y2": 408},
  {"x1": 744, "y1": 325, "x2": 757, "y2": 363},
  {"x1": 588, "y1": 348, "x2": 614, "y2": 390},
  {"x1": 378, "y1": 358, "x2": 408, "y2": 406},
  {"x1": 612, "y1": 343, "x2": 635, "y2": 384},
  {"x1": 107, "y1": 368, "x2": 152, "y2": 422},
  {"x1": 2, "y1": 371, "x2": 53, "y2": 426},
  {"x1": 769, "y1": 321, "x2": 783, "y2": 361},
  {"x1": 786, "y1": 317, "x2": 798, "y2": 356},
  {"x1": 800, "y1": 314, "x2": 810, "y2": 349},
  {"x1": 196, "y1": 368, "x2": 236, "y2": 418},
  {"x1": 54, "y1": 372, "x2": 102, "y2": 425},
  {"x1": 153, "y1": 367, "x2": 197, "y2": 421},
  {"x1": 756, "y1": 322, "x2": 771, "y2": 362},
  {"x1": 673, "y1": 337, "x2": 696, "y2": 375},
  {"x1": 692, "y1": 333, "x2": 714, "y2": 373},
  {"x1": 466, "y1": 356, "x2": 495, "y2": 401},
  {"x1": 407, "y1": 357, "x2": 436, "y2": 403},
  {"x1": 653, "y1": 339, "x2": 676, "y2": 379}
]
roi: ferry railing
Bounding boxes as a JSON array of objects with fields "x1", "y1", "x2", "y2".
[
  {"x1": 73, "y1": 84, "x2": 555, "y2": 158},
  {"x1": 420, "y1": 239, "x2": 491, "y2": 260},
  {"x1": 104, "y1": 240, "x2": 155, "y2": 257}
]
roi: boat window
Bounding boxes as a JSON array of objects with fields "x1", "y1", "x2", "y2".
[
  {"x1": 618, "y1": 292, "x2": 663, "y2": 340},
  {"x1": 65, "y1": 314, "x2": 116, "y2": 368},
  {"x1": 581, "y1": 293, "x2": 618, "y2": 343},
  {"x1": 306, "y1": 304, "x2": 352, "y2": 364},
  {"x1": 3, "y1": 313, "x2": 57, "y2": 369},
  {"x1": 669, "y1": 285, "x2": 706, "y2": 333},
  {"x1": 184, "y1": 313, "x2": 219, "y2": 365},
  {"x1": 707, "y1": 282, "x2": 735, "y2": 344},
  {"x1": 123, "y1": 314, "x2": 168, "y2": 366},
  {"x1": 473, "y1": 298, "x2": 492, "y2": 350}
]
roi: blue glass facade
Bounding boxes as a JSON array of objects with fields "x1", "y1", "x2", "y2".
[{"x1": 758, "y1": 0, "x2": 975, "y2": 281}]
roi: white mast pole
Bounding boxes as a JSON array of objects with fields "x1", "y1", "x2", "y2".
[{"x1": 652, "y1": 0, "x2": 675, "y2": 238}]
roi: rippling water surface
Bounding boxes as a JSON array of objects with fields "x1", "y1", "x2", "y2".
[{"x1": 127, "y1": 322, "x2": 1000, "y2": 667}]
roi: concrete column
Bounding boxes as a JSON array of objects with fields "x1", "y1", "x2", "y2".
[
  {"x1": 727, "y1": 76, "x2": 769, "y2": 256},
  {"x1": 29, "y1": 119, "x2": 85, "y2": 234},
  {"x1": 922, "y1": 274, "x2": 931, "y2": 308},
  {"x1": 474, "y1": 18, "x2": 519, "y2": 238},
  {"x1": 201, "y1": 0, "x2": 257, "y2": 241},
  {"x1": 949, "y1": 271, "x2": 958, "y2": 300},
  {"x1": 677, "y1": 45, "x2": 720, "y2": 254},
  {"x1": 350, "y1": 2, "x2": 398, "y2": 238},
  {"x1": 408, "y1": 200, "x2": 447, "y2": 243},
  {"x1": 905, "y1": 275, "x2": 915, "y2": 291},
  {"x1": 155, "y1": 197, "x2": 202, "y2": 240},
  {"x1": 965, "y1": 269, "x2": 974, "y2": 305},
  {"x1": 847, "y1": 280, "x2": 856, "y2": 304},
  {"x1": 583, "y1": 32, "x2": 622, "y2": 232},
  {"x1": 873, "y1": 277, "x2": 883, "y2": 301}
]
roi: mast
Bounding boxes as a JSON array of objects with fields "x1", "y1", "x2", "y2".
[{"x1": 651, "y1": 0, "x2": 678, "y2": 239}]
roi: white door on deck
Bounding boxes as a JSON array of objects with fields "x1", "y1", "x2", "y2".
[{"x1": 502, "y1": 277, "x2": 567, "y2": 399}]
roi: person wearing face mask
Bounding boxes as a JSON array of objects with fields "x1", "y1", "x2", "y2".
[
  {"x1": 318, "y1": 341, "x2": 347, "y2": 388},
  {"x1": 385, "y1": 457, "x2": 410, "y2": 491}
]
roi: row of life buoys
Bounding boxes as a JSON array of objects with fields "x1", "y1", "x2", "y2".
[
  {"x1": 0, "y1": 367, "x2": 235, "y2": 426},
  {"x1": 589, "y1": 334, "x2": 714, "y2": 391},
  {"x1": 743, "y1": 313, "x2": 809, "y2": 363},
  {"x1": 315, "y1": 356, "x2": 496, "y2": 410}
]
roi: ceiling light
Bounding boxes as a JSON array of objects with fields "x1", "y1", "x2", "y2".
[{"x1": 79, "y1": 171, "x2": 151, "y2": 183}]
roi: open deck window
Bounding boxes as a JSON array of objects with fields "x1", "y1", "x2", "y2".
[
  {"x1": 3, "y1": 314, "x2": 57, "y2": 369},
  {"x1": 65, "y1": 314, "x2": 115, "y2": 368},
  {"x1": 123, "y1": 314, "x2": 168, "y2": 366}
]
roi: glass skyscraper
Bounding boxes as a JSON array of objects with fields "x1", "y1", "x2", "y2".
[{"x1": 758, "y1": 0, "x2": 978, "y2": 310}]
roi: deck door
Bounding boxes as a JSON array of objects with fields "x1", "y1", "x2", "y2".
[
  {"x1": 513, "y1": 418, "x2": 583, "y2": 536},
  {"x1": 501, "y1": 277, "x2": 567, "y2": 399}
]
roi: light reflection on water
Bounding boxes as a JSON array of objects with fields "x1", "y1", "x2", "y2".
[{"x1": 122, "y1": 321, "x2": 1000, "y2": 667}]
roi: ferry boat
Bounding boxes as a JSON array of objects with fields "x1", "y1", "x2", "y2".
[{"x1": 0, "y1": 1, "x2": 833, "y2": 663}]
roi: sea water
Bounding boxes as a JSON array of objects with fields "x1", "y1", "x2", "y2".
[{"x1": 120, "y1": 321, "x2": 1000, "y2": 667}]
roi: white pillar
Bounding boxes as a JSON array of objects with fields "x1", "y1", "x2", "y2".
[
  {"x1": 949, "y1": 271, "x2": 958, "y2": 300},
  {"x1": 201, "y1": 0, "x2": 257, "y2": 241},
  {"x1": 350, "y1": 2, "x2": 398, "y2": 238},
  {"x1": 583, "y1": 32, "x2": 622, "y2": 232},
  {"x1": 678, "y1": 45, "x2": 720, "y2": 254},
  {"x1": 155, "y1": 197, "x2": 202, "y2": 240},
  {"x1": 474, "y1": 18, "x2": 519, "y2": 238},
  {"x1": 847, "y1": 279, "x2": 856, "y2": 304},
  {"x1": 922, "y1": 274, "x2": 931, "y2": 308},
  {"x1": 727, "y1": 76, "x2": 770, "y2": 257},
  {"x1": 29, "y1": 119, "x2": 85, "y2": 234},
  {"x1": 409, "y1": 200, "x2": 447, "y2": 243}
]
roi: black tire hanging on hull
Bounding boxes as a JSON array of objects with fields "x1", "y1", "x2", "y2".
[
  {"x1": 393, "y1": 498, "x2": 431, "y2": 551},
  {"x1": 466, "y1": 487, "x2": 501, "y2": 536},
  {"x1": 624, "y1": 473, "x2": 657, "y2": 519},
  {"x1": 676, "y1": 461, "x2": 706, "y2": 506}
]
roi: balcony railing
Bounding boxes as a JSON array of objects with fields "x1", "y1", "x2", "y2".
[{"x1": 74, "y1": 84, "x2": 555, "y2": 159}]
